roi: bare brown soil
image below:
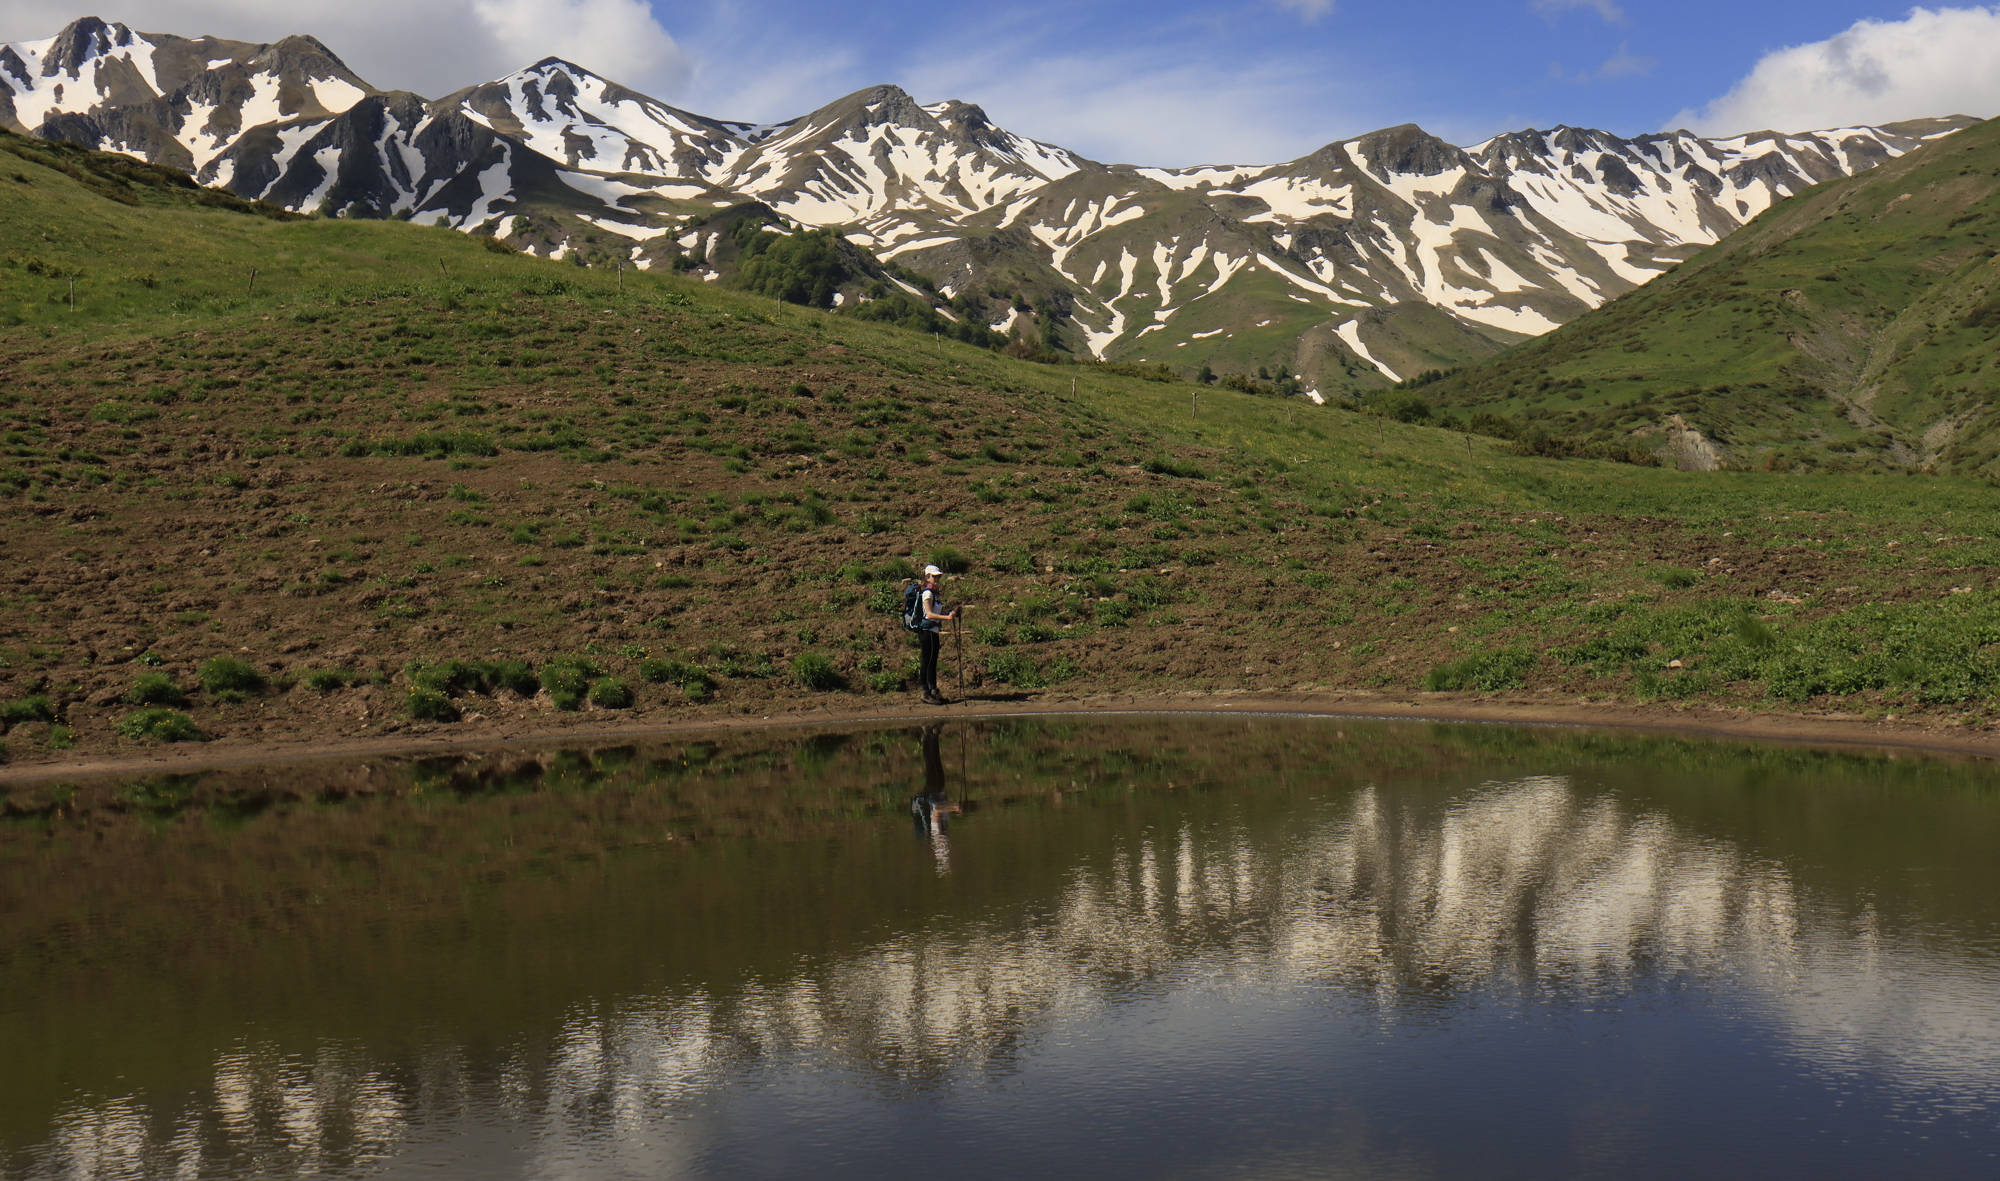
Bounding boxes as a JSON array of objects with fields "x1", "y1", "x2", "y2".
[{"x1": 5, "y1": 689, "x2": 1996, "y2": 786}]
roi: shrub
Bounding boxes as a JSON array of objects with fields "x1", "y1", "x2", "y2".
[
  {"x1": 542, "y1": 656, "x2": 601, "y2": 711},
  {"x1": 638, "y1": 657, "x2": 716, "y2": 701},
  {"x1": 198, "y1": 656, "x2": 264, "y2": 701},
  {"x1": 299, "y1": 667, "x2": 353, "y2": 692},
  {"x1": 1, "y1": 694, "x2": 56, "y2": 730},
  {"x1": 115, "y1": 708, "x2": 205, "y2": 743},
  {"x1": 792, "y1": 651, "x2": 844, "y2": 691},
  {"x1": 481, "y1": 659, "x2": 540, "y2": 697},
  {"x1": 407, "y1": 687, "x2": 460, "y2": 722},
  {"x1": 588, "y1": 677, "x2": 634, "y2": 709},
  {"x1": 927, "y1": 546, "x2": 970, "y2": 574},
  {"x1": 127, "y1": 671, "x2": 187, "y2": 707},
  {"x1": 405, "y1": 658, "x2": 539, "y2": 698}
]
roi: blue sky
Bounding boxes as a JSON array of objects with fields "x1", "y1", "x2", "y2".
[{"x1": 11, "y1": 3, "x2": 2000, "y2": 164}]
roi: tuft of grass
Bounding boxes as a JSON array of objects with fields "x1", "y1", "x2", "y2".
[
  {"x1": 638, "y1": 657, "x2": 716, "y2": 701},
  {"x1": 1425, "y1": 648, "x2": 1536, "y2": 692},
  {"x1": 588, "y1": 677, "x2": 634, "y2": 708},
  {"x1": 404, "y1": 658, "x2": 539, "y2": 698},
  {"x1": 115, "y1": 707, "x2": 205, "y2": 743},
  {"x1": 197, "y1": 655, "x2": 264, "y2": 702},
  {"x1": 406, "y1": 686, "x2": 460, "y2": 722},
  {"x1": 541, "y1": 656, "x2": 601, "y2": 711},
  {"x1": 984, "y1": 651, "x2": 1044, "y2": 688},
  {"x1": 126, "y1": 671, "x2": 187, "y2": 707},
  {"x1": 1, "y1": 694, "x2": 55, "y2": 730},
  {"x1": 791, "y1": 651, "x2": 844, "y2": 691},
  {"x1": 298, "y1": 667, "x2": 354, "y2": 692}
]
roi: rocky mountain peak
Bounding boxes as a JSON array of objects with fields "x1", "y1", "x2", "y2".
[
  {"x1": 1350, "y1": 123, "x2": 1464, "y2": 177},
  {"x1": 42, "y1": 16, "x2": 132, "y2": 78}
]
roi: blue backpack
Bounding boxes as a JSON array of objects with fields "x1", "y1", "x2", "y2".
[{"x1": 901, "y1": 581, "x2": 925, "y2": 631}]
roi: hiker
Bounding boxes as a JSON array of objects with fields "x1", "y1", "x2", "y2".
[{"x1": 910, "y1": 563, "x2": 959, "y2": 705}]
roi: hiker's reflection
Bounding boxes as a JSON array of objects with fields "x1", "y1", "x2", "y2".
[{"x1": 911, "y1": 722, "x2": 960, "y2": 871}]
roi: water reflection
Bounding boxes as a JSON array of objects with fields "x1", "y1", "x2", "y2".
[{"x1": 6, "y1": 718, "x2": 1999, "y2": 1178}]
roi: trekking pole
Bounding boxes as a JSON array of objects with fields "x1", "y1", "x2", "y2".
[{"x1": 954, "y1": 613, "x2": 964, "y2": 693}]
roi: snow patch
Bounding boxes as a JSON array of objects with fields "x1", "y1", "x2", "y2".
[{"x1": 1335, "y1": 320, "x2": 1398, "y2": 380}]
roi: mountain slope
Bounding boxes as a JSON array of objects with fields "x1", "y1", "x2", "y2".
[
  {"x1": 11, "y1": 125, "x2": 2000, "y2": 766},
  {"x1": 0, "y1": 16, "x2": 1973, "y2": 394},
  {"x1": 1423, "y1": 115, "x2": 2000, "y2": 473}
]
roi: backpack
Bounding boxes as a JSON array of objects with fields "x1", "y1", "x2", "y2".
[{"x1": 901, "y1": 581, "x2": 925, "y2": 631}]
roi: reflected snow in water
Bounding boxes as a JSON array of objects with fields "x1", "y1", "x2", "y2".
[{"x1": 4, "y1": 717, "x2": 1998, "y2": 1178}]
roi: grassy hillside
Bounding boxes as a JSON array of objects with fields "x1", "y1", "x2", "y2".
[
  {"x1": 1422, "y1": 117, "x2": 2000, "y2": 473},
  {"x1": 7, "y1": 128, "x2": 2000, "y2": 769}
]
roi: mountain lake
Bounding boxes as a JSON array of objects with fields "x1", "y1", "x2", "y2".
[{"x1": 3, "y1": 715, "x2": 1997, "y2": 1179}]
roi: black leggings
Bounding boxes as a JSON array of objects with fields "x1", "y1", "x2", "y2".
[{"x1": 919, "y1": 629, "x2": 942, "y2": 693}]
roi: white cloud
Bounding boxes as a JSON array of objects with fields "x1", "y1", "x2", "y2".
[
  {"x1": 1, "y1": 1, "x2": 689, "y2": 98},
  {"x1": 1670, "y1": 5, "x2": 2000, "y2": 134},
  {"x1": 901, "y1": 44, "x2": 1353, "y2": 167},
  {"x1": 1593, "y1": 41, "x2": 1653, "y2": 80},
  {"x1": 1530, "y1": 0, "x2": 1625, "y2": 22},
  {"x1": 1274, "y1": 0, "x2": 1335, "y2": 21}
]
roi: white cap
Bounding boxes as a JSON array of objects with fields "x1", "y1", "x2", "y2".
[{"x1": 923, "y1": 564, "x2": 943, "y2": 576}]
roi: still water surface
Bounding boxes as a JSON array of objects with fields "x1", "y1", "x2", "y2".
[{"x1": 3, "y1": 716, "x2": 1999, "y2": 1178}]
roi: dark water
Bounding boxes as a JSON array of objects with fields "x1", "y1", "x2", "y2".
[{"x1": 3, "y1": 716, "x2": 1998, "y2": 1179}]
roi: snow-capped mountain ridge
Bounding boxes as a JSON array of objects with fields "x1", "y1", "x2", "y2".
[{"x1": 1, "y1": 16, "x2": 1974, "y2": 387}]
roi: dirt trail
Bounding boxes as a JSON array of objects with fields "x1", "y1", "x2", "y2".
[{"x1": 5, "y1": 691, "x2": 1994, "y2": 785}]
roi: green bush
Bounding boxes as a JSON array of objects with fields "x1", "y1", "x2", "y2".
[
  {"x1": 405, "y1": 658, "x2": 539, "y2": 698},
  {"x1": 198, "y1": 656, "x2": 264, "y2": 701},
  {"x1": 298, "y1": 667, "x2": 353, "y2": 692},
  {"x1": 1, "y1": 694, "x2": 56, "y2": 730},
  {"x1": 638, "y1": 657, "x2": 716, "y2": 700},
  {"x1": 792, "y1": 651, "x2": 844, "y2": 691},
  {"x1": 115, "y1": 708, "x2": 205, "y2": 743},
  {"x1": 481, "y1": 659, "x2": 540, "y2": 697},
  {"x1": 588, "y1": 677, "x2": 634, "y2": 708},
  {"x1": 927, "y1": 546, "x2": 970, "y2": 574},
  {"x1": 127, "y1": 671, "x2": 187, "y2": 707},
  {"x1": 542, "y1": 656, "x2": 601, "y2": 711},
  {"x1": 407, "y1": 687, "x2": 460, "y2": 722}
]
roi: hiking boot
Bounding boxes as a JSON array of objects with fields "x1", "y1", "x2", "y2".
[{"x1": 922, "y1": 691, "x2": 947, "y2": 706}]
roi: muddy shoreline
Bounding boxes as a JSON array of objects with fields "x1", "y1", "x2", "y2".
[{"x1": 6, "y1": 690, "x2": 1997, "y2": 785}]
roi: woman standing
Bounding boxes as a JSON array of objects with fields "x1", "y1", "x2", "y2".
[{"x1": 915, "y1": 563, "x2": 959, "y2": 705}]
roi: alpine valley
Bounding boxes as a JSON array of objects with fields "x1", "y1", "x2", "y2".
[{"x1": 1, "y1": 15, "x2": 1974, "y2": 396}]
